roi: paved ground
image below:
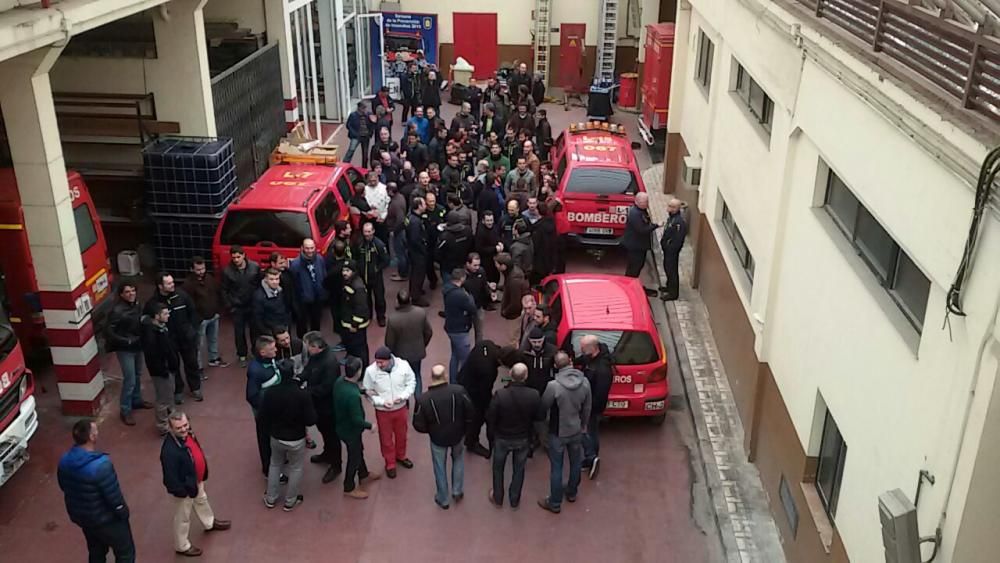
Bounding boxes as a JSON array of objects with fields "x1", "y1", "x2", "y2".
[{"x1": 0, "y1": 101, "x2": 728, "y2": 562}]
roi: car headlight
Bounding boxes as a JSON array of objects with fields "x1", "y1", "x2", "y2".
[{"x1": 18, "y1": 374, "x2": 28, "y2": 401}]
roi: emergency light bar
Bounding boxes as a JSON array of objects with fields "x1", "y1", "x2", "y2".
[{"x1": 569, "y1": 121, "x2": 626, "y2": 135}]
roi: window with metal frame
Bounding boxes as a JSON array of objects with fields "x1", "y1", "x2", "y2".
[
  {"x1": 721, "y1": 200, "x2": 755, "y2": 284},
  {"x1": 695, "y1": 30, "x2": 715, "y2": 92},
  {"x1": 815, "y1": 410, "x2": 847, "y2": 518},
  {"x1": 823, "y1": 170, "x2": 930, "y2": 332},
  {"x1": 733, "y1": 63, "x2": 774, "y2": 135}
]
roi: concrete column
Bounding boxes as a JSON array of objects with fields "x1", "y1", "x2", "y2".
[
  {"x1": 264, "y1": 0, "x2": 300, "y2": 127},
  {"x1": 148, "y1": 0, "x2": 217, "y2": 136},
  {"x1": 0, "y1": 46, "x2": 103, "y2": 416}
]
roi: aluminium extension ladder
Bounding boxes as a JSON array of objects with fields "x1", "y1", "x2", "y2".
[
  {"x1": 595, "y1": 0, "x2": 619, "y2": 85},
  {"x1": 532, "y1": 0, "x2": 552, "y2": 85}
]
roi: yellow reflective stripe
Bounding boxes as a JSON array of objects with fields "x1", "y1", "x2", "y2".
[
  {"x1": 0, "y1": 223, "x2": 24, "y2": 230},
  {"x1": 85, "y1": 268, "x2": 108, "y2": 287},
  {"x1": 344, "y1": 286, "x2": 355, "y2": 294},
  {"x1": 356, "y1": 319, "x2": 370, "y2": 328},
  {"x1": 351, "y1": 316, "x2": 365, "y2": 323},
  {"x1": 9, "y1": 316, "x2": 22, "y2": 323}
]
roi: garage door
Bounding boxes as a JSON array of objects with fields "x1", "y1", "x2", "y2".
[{"x1": 453, "y1": 13, "x2": 498, "y2": 79}]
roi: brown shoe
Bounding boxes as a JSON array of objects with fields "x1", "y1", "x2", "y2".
[
  {"x1": 205, "y1": 519, "x2": 230, "y2": 531},
  {"x1": 120, "y1": 413, "x2": 136, "y2": 426},
  {"x1": 361, "y1": 472, "x2": 382, "y2": 483},
  {"x1": 177, "y1": 546, "x2": 203, "y2": 557},
  {"x1": 345, "y1": 489, "x2": 369, "y2": 499}
]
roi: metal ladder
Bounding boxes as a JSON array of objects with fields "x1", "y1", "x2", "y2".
[
  {"x1": 532, "y1": 0, "x2": 552, "y2": 85},
  {"x1": 595, "y1": 0, "x2": 619, "y2": 85}
]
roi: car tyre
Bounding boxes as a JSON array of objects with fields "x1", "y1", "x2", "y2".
[{"x1": 649, "y1": 413, "x2": 667, "y2": 426}]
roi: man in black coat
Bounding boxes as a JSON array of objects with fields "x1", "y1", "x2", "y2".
[
  {"x1": 301, "y1": 332, "x2": 343, "y2": 483},
  {"x1": 406, "y1": 196, "x2": 431, "y2": 307},
  {"x1": 622, "y1": 193, "x2": 659, "y2": 278},
  {"x1": 142, "y1": 304, "x2": 180, "y2": 435},
  {"x1": 252, "y1": 268, "x2": 292, "y2": 338},
  {"x1": 58, "y1": 420, "x2": 135, "y2": 562},
  {"x1": 107, "y1": 282, "x2": 151, "y2": 426},
  {"x1": 457, "y1": 339, "x2": 512, "y2": 458},
  {"x1": 220, "y1": 245, "x2": 261, "y2": 367},
  {"x1": 412, "y1": 364, "x2": 475, "y2": 510},
  {"x1": 260, "y1": 361, "x2": 318, "y2": 511},
  {"x1": 436, "y1": 211, "x2": 475, "y2": 285},
  {"x1": 486, "y1": 363, "x2": 544, "y2": 509},
  {"x1": 659, "y1": 198, "x2": 689, "y2": 301},
  {"x1": 144, "y1": 273, "x2": 203, "y2": 404},
  {"x1": 160, "y1": 412, "x2": 230, "y2": 556},
  {"x1": 340, "y1": 262, "x2": 372, "y2": 365},
  {"x1": 577, "y1": 335, "x2": 614, "y2": 479},
  {"x1": 535, "y1": 109, "x2": 553, "y2": 160},
  {"x1": 354, "y1": 221, "x2": 390, "y2": 327}
]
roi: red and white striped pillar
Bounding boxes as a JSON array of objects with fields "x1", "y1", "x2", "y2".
[
  {"x1": 285, "y1": 97, "x2": 299, "y2": 130},
  {"x1": 41, "y1": 289, "x2": 104, "y2": 416},
  {"x1": 0, "y1": 46, "x2": 104, "y2": 416}
]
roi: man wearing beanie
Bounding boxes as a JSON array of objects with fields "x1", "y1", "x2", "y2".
[
  {"x1": 260, "y1": 360, "x2": 316, "y2": 512},
  {"x1": 412, "y1": 365, "x2": 475, "y2": 509},
  {"x1": 363, "y1": 346, "x2": 417, "y2": 478}
]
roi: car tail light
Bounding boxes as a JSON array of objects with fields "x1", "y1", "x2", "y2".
[{"x1": 647, "y1": 360, "x2": 667, "y2": 383}]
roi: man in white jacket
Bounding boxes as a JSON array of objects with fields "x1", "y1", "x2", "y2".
[{"x1": 363, "y1": 346, "x2": 417, "y2": 478}]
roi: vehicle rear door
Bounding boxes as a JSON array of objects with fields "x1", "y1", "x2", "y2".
[
  {"x1": 217, "y1": 209, "x2": 313, "y2": 265},
  {"x1": 337, "y1": 166, "x2": 366, "y2": 230},
  {"x1": 559, "y1": 165, "x2": 637, "y2": 236},
  {"x1": 562, "y1": 329, "x2": 661, "y2": 408}
]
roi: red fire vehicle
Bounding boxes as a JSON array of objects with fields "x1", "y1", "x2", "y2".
[
  {"x1": 211, "y1": 164, "x2": 365, "y2": 270},
  {"x1": 638, "y1": 22, "x2": 676, "y2": 146},
  {"x1": 0, "y1": 169, "x2": 113, "y2": 355},
  {"x1": 0, "y1": 268, "x2": 39, "y2": 487},
  {"x1": 550, "y1": 122, "x2": 646, "y2": 249},
  {"x1": 539, "y1": 273, "x2": 668, "y2": 423}
]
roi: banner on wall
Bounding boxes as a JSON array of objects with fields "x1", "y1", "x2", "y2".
[{"x1": 370, "y1": 12, "x2": 439, "y2": 99}]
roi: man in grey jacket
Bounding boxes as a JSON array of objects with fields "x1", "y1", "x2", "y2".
[
  {"x1": 538, "y1": 351, "x2": 592, "y2": 514},
  {"x1": 384, "y1": 290, "x2": 433, "y2": 397}
]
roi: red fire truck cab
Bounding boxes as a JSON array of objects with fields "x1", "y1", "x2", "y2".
[
  {"x1": 212, "y1": 164, "x2": 364, "y2": 270},
  {"x1": 550, "y1": 122, "x2": 646, "y2": 248},
  {"x1": 0, "y1": 270, "x2": 39, "y2": 487},
  {"x1": 539, "y1": 273, "x2": 668, "y2": 423},
  {"x1": 0, "y1": 169, "x2": 113, "y2": 355}
]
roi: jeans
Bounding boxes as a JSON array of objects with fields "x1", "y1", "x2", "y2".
[
  {"x1": 430, "y1": 442, "x2": 465, "y2": 507},
  {"x1": 583, "y1": 411, "x2": 601, "y2": 465},
  {"x1": 82, "y1": 519, "x2": 135, "y2": 563},
  {"x1": 408, "y1": 359, "x2": 423, "y2": 398},
  {"x1": 197, "y1": 315, "x2": 220, "y2": 369},
  {"x1": 232, "y1": 307, "x2": 251, "y2": 359},
  {"x1": 342, "y1": 435, "x2": 370, "y2": 492},
  {"x1": 116, "y1": 351, "x2": 144, "y2": 415},
  {"x1": 447, "y1": 330, "x2": 473, "y2": 384},
  {"x1": 152, "y1": 376, "x2": 174, "y2": 434},
  {"x1": 391, "y1": 231, "x2": 409, "y2": 276},
  {"x1": 344, "y1": 136, "x2": 371, "y2": 168},
  {"x1": 265, "y1": 438, "x2": 307, "y2": 506},
  {"x1": 547, "y1": 433, "x2": 584, "y2": 509},
  {"x1": 491, "y1": 437, "x2": 531, "y2": 507}
]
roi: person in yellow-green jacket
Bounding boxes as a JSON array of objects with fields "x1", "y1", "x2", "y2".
[{"x1": 334, "y1": 356, "x2": 381, "y2": 499}]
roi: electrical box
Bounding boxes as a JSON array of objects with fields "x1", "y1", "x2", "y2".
[
  {"x1": 682, "y1": 155, "x2": 702, "y2": 187},
  {"x1": 878, "y1": 489, "x2": 921, "y2": 563}
]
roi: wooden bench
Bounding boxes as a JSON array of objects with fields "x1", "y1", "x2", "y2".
[{"x1": 53, "y1": 92, "x2": 180, "y2": 146}]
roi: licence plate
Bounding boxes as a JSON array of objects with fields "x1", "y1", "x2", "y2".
[
  {"x1": 645, "y1": 400, "x2": 665, "y2": 411},
  {"x1": 606, "y1": 400, "x2": 629, "y2": 410},
  {"x1": 585, "y1": 227, "x2": 614, "y2": 235},
  {"x1": 94, "y1": 272, "x2": 109, "y2": 294}
]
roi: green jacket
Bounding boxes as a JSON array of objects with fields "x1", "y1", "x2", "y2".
[{"x1": 333, "y1": 378, "x2": 371, "y2": 437}]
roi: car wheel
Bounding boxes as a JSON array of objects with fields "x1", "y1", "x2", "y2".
[{"x1": 649, "y1": 413, "x2": 667, "y2": 426}]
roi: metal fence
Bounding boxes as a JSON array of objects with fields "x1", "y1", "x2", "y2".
[
  {"x1": 797, "y1": 0, "x2": 1000, "y2": 123},
  {"x1": 211, "y1": 43, "x2": 287, "y2": 191}
]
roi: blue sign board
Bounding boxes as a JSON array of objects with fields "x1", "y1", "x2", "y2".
[{"x1": 370, "y1": 12, "x2": 439, "y2": 96}]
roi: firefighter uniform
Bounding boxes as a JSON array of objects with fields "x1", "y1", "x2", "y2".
[
  {"x1": 341, "y1": 268, "x2": 372, "y2": 364},
  {"x1": 354, "y1": 236, "x2": 390, "y2": 325},
  {"x1": 659, "y1": 210, "x2": 689, "y2": 300}
]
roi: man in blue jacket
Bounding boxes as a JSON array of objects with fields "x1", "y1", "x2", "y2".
[
  {"x1": 345, "y1": 100, "x2": 373, "y2": 167},
  {"x1": 246, "y1": 336, "x2": 281, "y2": 478},
  {"x1": 290, "y1": 238, "x2": 327, "y2": 337},
  {"x1": 443, "y1": 268, "x2": 478, "y2": 384},
  {"x1": 58, "y1": 420, "x2": 135, "y2": 562},
  {"x1": 622, "y1": 192, "x2": 659, "y2": 278}
]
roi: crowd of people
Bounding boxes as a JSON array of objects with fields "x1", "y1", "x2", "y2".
[{"x1": 54, "y1": 63, "x2": 694, "y2": 560}]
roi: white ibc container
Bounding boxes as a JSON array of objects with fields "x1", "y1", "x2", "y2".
[{"x1": 117, "y1": 250, "x2": 141, "y2": 276}]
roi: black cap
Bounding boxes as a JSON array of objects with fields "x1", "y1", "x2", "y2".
[
  {"x1": 374, "y1": 346, "x2": 392, "y2": 360},
  {"x1": 528, "y1": 327, "x2": 545, "y2": 340}
]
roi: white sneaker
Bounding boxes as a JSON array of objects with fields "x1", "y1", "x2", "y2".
[{"x1": 588, "y1": 457, "x2": 600, "y2": 480}]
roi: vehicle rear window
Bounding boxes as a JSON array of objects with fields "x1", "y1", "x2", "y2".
[
  {"x1": 565, "y1": 168, "x2": 639, "y2": 195},
  {"x1": 74, "y1": 204, "x2": 98, "y2": 253},
  {"x1": 566, "y1": 330, "x2": 659, "y2": 365},
  {"x1": 220, "y1": 210, "x2": 311, "y2": 248}
]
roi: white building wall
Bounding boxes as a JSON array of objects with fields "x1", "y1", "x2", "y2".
[
  {"x1": 672, "y1": 0, "x2": 1000, "y2": 560},
  {"x1": 203, "y1": 0, "x2": 267, "y2": 32}
]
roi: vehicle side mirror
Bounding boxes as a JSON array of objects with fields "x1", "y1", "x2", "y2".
[{"x1": 631, "y1": 141, "x2": 642, "y2": 150}]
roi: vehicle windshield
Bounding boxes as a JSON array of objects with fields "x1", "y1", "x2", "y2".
[
  {"x1": 566, "y1": 330, "x2": 659, "y2": 365},
  {"x1": 565, "y1": 167, "x2": 639, "y2": 196},
  {"x1": 220, "y1": 210, "x2": 312, "y2": 248},
  {"x1": 74, "y1": 203, "x2": 98, "y2": 253}
]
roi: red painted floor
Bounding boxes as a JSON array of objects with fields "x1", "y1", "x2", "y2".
[{"x1": 0, "y1": 103, "x2": 711, "y2": 563}]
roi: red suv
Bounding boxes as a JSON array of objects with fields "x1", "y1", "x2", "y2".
[
  {"x1": 538, "y1": 273, "x2": 668, "y2": 423},
  {"x1": 212, "y1": 164, "x2": 364, "y2": 269},
  {"x1": 550, "y1": 123, "x2": 646, "y2": 247}
]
